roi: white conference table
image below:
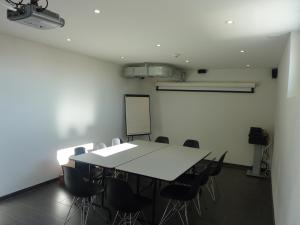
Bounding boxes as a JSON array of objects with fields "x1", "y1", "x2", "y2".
[
  {"x1": 116, "y1": 143, "x2": 211, "y2": 225},
  {"x1": 70, "y1": 140, "x2": 169, "y2": 168},
  {"x1": 116, "y1": 144, "x2": 211, "y2": 181},
  {"x1": 70, "y1": 140, "x2": 211, "y2": 225}
]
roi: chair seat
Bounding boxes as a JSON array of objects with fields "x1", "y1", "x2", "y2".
[
  {"x1": 160, "y1": 184, "x2": 200, "y2": 201},
  {"x1": 73, "y1": 182, "x2": 103, "y2": 198},
  {"x1": 176, "y1": 173, "x2": 209, "y2": 186},
  {"x1": 208, "y1": 165, "x2": 218, "y2": 176},
  {"x1": 117, "y1": 194, "x2": 152, "y2": 213}
]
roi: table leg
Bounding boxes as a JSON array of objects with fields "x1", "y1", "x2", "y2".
[
  {"x1": 136, "y1": 175, "x2": 141, "y2": 195},
  {"x1": 101, "y1": 168, "x2": 112, "y2": 221},
  {"x1": 152, "y1": 179, "x2": 157, "y2": 225}
]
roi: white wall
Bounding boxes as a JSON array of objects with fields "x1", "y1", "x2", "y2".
[
  {"x1": 140, "y1": 69, "x2": 276, "y2": 166},
  {"x1": 0, "y1": 33, "x2": 140, "y2": 197},
  {"x1": 272, "y1": 31, "x2": 300, "y2": 225}
]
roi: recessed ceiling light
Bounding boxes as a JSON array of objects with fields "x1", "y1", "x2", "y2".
[
  {"x1": 226, "y1": 20, "x2": 233, "y2": 24},
  {"x1": 240, "y1": 50, "x2": 246, "y2": 53},
  {"x1": 156, "y1": 44, "x2": 161, "y2": 47},
  {"x1": 246, "y1": 64, "x2": 251, "y2": 68},
  {"x1": 121, "y1": 56, "x2": 125, "y2": 59},
  {"x1": 94, "y1": 9, "x2": 100, "y2": 14},
  {"x1": 66, "y1": 38, "x2": 71, "y2": 42},
  {"x1": 185, "y1": 59, "x2": 190, "y2": 63}
]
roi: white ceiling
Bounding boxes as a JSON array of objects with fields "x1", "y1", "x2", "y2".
[{"x1": 0, "y1": 0, "x2": 299, "y2": 69}]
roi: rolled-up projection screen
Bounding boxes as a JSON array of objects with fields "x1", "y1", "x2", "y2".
[{"x1": 125, "y1": 95, "x2": 151, "y2": 136}]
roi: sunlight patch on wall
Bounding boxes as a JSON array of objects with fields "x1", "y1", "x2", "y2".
[
  {"x1": 56, "y1": 94, "x2": 95, "y2": 138},
  {"x1": 92, "y1": 143, "x2": 137, "y2": 157},
  {"x1": 56, "y1": 143, "x2": 94, "y2": 165}
]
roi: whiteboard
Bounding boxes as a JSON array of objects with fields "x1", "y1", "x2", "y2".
[{"x1": 125, "y1": 95, "x2": 151, "y2": 136}]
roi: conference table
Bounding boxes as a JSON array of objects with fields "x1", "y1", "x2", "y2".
[{"x1": 70, "y1": 140, "x2": 211, "y2": 225}]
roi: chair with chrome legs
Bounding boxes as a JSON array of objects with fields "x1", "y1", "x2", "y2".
[
  {"x1": 159, "y1": 173, "x2": 205, "y2": 225},
  {"x1": 175, "y1": 158, "x2": 215, "y2": 215},
  {"x1": 207, "y1": 151, "x2": 228, "y2": 202},
  {"x1": 63, "y1": 166, "x2": 104, "y2": 225},
  {"x1": 106, "y1": 178, "x2": 152, "y2": 225}
]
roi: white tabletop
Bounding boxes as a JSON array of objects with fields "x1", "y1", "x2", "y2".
[
  {"x1": 116, "y1": 145, "x2": 211, "y2": 181},
  {"x1": 70, "y1": 140, "x2": 168, "y2": 168}
]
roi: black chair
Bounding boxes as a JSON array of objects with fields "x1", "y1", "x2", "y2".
[
  {"x1": 74, "y1": 147, "x2": 103, "y2": 183},
  {"x1": 159, "y1": 173, "x2": 205, "y2": 225},
  {"x1": 207, "y1": 151, "x2": 228, "y2": 202},
  {"x1": 175, "y1": 159, "x2": 216, "y2": 215},
  {"x1": 106, "y1": 178, "x2": 151, "y2": 225},
  {"x1": 63, "y1": 166, "x2": 103, "y2": 225},
  {"x1": 155, "y1": 136, "x2": 170, "y2": 144},
  {"x1": 183, "y1": 139, "x2": 199, "y2": 149},
  {"x1": 74, "y1": 147, "x2": 85, "y2": 155},
  {"x1": 73, "y1": 147, "x2": 90, "y2": 178}
]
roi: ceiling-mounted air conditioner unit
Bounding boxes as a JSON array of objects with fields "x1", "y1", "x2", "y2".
[
  {"x1": 123, "y1": 63, "x2": 184, "y2": 80},
  {"x1": 156, "y1": 81, "x2": 256, "y2": 93}
]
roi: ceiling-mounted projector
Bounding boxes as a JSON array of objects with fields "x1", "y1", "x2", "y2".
[{"x1": 3, "y1": 0, "x2": 65, "y2": 29}]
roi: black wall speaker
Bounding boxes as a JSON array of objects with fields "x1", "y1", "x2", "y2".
[
  {"x1": 272, "y1": 68, "x2": 278, "y2": 79},
  {"x1": 198, "y1": 69, "x2": 208, "y2": 74}
]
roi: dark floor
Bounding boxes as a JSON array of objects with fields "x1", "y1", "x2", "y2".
[{"x1": 0, "y1": 166, "x2": 274, "y2": 225}]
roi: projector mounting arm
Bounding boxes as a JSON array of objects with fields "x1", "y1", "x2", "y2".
[{"x1": 4, "y1": 0, "x2": 48, "y2": 11}]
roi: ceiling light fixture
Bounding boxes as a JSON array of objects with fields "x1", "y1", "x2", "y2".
[
  {"x1": 246, "y1": 64, "x2": 251, "y2": 68},
  {"x1": 121, "y1": 56, "x2": 125, "y2": 59},
  {"x1": 240, "y1": 50, "x2": 246, "y2": 53},
  {"x1": 66, "y1": 38, "x2": 71, "y2": 42},
  {"x1": 226, "y1": 20, "x2": 233, "y2": 24},
  {"x1": 156, "y1": 44, "x2": 161, "y2": 47},
  {"x1": 185, "y1": 59, "x2": 190, "y2": 63},
  {"x1": 94, "y1": 9, "x2": 100, "y2": 14}
]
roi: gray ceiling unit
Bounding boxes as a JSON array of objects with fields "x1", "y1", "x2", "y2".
[{"x1": 123, "y1": 63, "x2": 185, "y2": 80}]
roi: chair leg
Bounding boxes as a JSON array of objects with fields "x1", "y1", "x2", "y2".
[
  {"x1": 133, "y1": 212, "x2": 140, "y2": 225},
  {"x1": 83, "y1": 198, "x2": 91, "y2": 225},
  {"x1": 159, "y1": 200, "x2": 172, "y2": 225},
  {"x1": 177, "y1": 209, "x2": 185, "y2": 225},
  {"x1": 160, "y1": 200, "x2": 183, "y2": 225},
  {"x1": 192, "y1": 192, "x2": 202, "y2": 217},
  {"x1": 112, "y1": 211, "x2": 119, "y2": 225},
  {"x1": 197, "y1": 192, "x2": 202, "y2": 215},
  {"x1": 64, "y1": 197, "x2": 76, "y2": 225},
  {"x1": 206, "y1": 177, "x2": 216, "y2": 202},
  {"x1": 184, "y1": 202, "x2": 189, "y2": 225}
]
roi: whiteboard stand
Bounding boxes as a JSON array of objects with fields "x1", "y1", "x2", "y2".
[
  {"x1": 125, "y1": 94, "x2": 151, "y2": 141},
  {"x1": 127, "y1": 134, "x2": 151, "y2": 142}
]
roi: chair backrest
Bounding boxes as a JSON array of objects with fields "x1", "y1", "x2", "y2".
[
  {"x1": 105, "y1": 178, "x2": 136, "y2": 211},
  {"x1": 97, "y1": 142, "x2": 107, "y2": 149},
  {"x1": 155, "y1": 136, "x2": 169, "y2": 144},
  {"x1": 196, "y1": 158, "x2": 216, "y2": 186},
  {"x1": 210, "y1": 151, "x2": 228, "y2": 176},
  {"x1": 183, "y1": 139, "x2": 200, "y2": 149},
  {"x1": 73, "y1": 147, "x2": 89, "y2": 175},
  {"x1": 74, "y1": 147, "x2": 86, "y2": 155},
  {"x1": 112, "y1": 138, "x2": 123, "y2": 146},
  {"x1": 63, "y1": 166, "x2": 91, "y2": 198}
]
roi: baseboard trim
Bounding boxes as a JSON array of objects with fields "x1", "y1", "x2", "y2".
[
  {"x1": 201, "y1": 159, "x2": 251, "y2": 170},
  {"x1": 0, "y1": 177, "x2": 59, "y2": 201},
  {"x1": 222, "y1": 162, "x2": 252, "y2": 170}
]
